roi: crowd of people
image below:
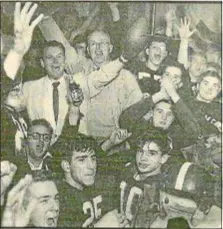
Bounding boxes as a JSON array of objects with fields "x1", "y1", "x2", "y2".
[{"x1": 1, "y1": 2, "x2": 222, "y2": 228}]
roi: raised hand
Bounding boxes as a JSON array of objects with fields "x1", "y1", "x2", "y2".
[
  {"x1": 109, "y1": 129, "x2": 132, "y2": 146},
  {"x1": 1, "y1": 174, "x2": 36, "y2": 227},
  {"x1": 1, "y1": 161, "x2": 17, "y2": 201},
  {"x1": 13, "y1": 2, "x2": 44, "y2": 56},
  {"x1": 176, "y1": 17, "x2": 196, "y2": 41}
]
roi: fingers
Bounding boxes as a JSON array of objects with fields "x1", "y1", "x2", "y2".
[
  {"x1": 14, "y1": 2, "x2": 21, "y2": 24},
  {"x1": 30, "y1": 13, "x2": 44, "y2": 30},
  {"x1": 26, "y1": 3, "x2": 38, "y2": 24},
  {"x1": 20, "y1": 2, "x2": 32, "y2": 21},
  {"x1": 6, "y1": 174, "x2": 32, "y2": 208}
]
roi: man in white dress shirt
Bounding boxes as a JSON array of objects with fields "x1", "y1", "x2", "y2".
[{"x1": 6, "y1": 40, "x2": 78, "y2": 144}]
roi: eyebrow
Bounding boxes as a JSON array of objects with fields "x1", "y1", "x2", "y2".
[{"x1": 38, "y1": 195, "x2": 51, "y2": 200}]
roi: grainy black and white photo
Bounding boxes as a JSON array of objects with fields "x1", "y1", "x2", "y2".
[{"x1": 0, "y1": 1, "x2": 222, "y2": 228}]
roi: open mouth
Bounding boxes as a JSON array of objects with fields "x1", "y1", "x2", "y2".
[
  {"x1": 139, "y1": 163, "x2": 149, "y2": 169},
  {"x1": 52, "y1": 66, "x2": 61, "y2": 71},
  {"x1": 46, "y1": 216, "x2": 58, "y2": 227}
]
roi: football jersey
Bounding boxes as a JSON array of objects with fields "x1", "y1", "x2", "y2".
[
  {"x1": 114, "y1": 162, "x2": 162, "y2": 227},
  {"x1": 58, "y1": 172, "x2": 116, "y2": 227}
]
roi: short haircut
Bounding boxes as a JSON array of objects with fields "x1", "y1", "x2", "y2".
[
  {"x1": 52, "y1": 134, "x2": 98, "y2": 175},
  {"x1": 135, "y1": 129, "x2": 171, "y2": 155},
  {"x1": 28, "y1": 119, "x2": 53, "y2": 135},
  {"x1": 87, "y1": 30, "x2": 111, "y2": 44},
  {"x1": 153, "y1": 99, "x2": 173, "y2": 110},
  {"x1": 206, "y1": 62, "x2": 221, "y2": 75},
  {"x1": 147, "y1": 35, "x2": 169, "y2": 51},
  {"x1": 73, "y1": 33, "x2": 87, "y2": 46},
  {"x1": 198, "y1": 70, "x2": 221, "y2": 83},
  {"x1": 188, "y1": 49, "x2": 206, "y2": 63},
  {"x1": 23, "y1": 170, "x2": 58, "y2": 210},
  {"x1": 41, "y1": 40, "x2": 65, "y2": 58},
  {"x1": 160, "y1": 58, "x2": 185, "y2": 76}
]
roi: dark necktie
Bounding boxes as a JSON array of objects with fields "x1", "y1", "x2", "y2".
[{"x1": 52, "y1": 82, "x2": 60, "y2": 123}]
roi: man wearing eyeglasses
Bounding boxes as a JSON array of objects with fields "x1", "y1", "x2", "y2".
[{"x1": 4, "y1": 119, "x2": 54, "y2": 183}]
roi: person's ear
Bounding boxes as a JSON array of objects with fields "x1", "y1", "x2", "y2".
[
  {"x1": 161, "y1": 154, "x2": 169, "y2": 164},
  {"x1": 40, "y1": 59, "x2": 44, "y2": 68},
  {"x1": 145, "y1": 48, "x2": 150, "y2": 56},
  {"x1": 61, "y1": 160, "x2": 70, "y2": 173},
  {"x1": 109, "y1": 44, "x2": 113, "y2": 53}
]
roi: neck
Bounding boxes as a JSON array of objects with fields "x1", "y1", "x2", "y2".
[
  {"x1": 93, "y1": 59, "x2": 110, "y2": 69},
  {"x1": 49, "y1": 75, "x2": 62, "y2": 81},
  {"x1": 27, "y1": 154, "x2": 43, "y2": 168},
  {"x1": 146, "y1": 59, "x2": 159, "y2": 71},
  {"x1": 196, "y1": 94, "x2": 211, "y2": 103},
  {"x1": 137, "y1": 167, "x2": 161, "y2": 181},
  {"x1": 65, "y1": 174, "x2": 84, "y2": 191},
  {"x1": 189, "y1": 71, "x2": 198, "y2": 83}
]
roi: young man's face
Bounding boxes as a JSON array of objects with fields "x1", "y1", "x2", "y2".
[
  {"x1": 28, "y1": 181, "x2": 59, "y2": 227},
  {"x1": 70, "y1": 149, "x2": 97, "y2": 188},
  {"x1": 27, "y1": 124, "x2": 52, "y2": 160},
  {"x1": 88, "y1": 31, "x2": 112, "y2": 67},
  {"x1": 189, "y1": 54, "x2": 207, "y2": 81},
  {"x1": 153, "y1": 102, "x2": 174, "y2": 130},
  {"x1": 147, "y1": 41, "x2": 167, "y2": 66},
  {"x1": 75, "y1": 42, "x2": 87, "y2": 57},
  {"x1": 42, "y1": 46, "x2": 65, "y2": 80},
  {"x1": 136, "y1": 141, "x2": 166, "y2": 175},
  {"x1": 163, "y1": 66, "x2": 182, "y2": 89},
  {"x1": 197, "y1": 76, "x2": 221, "y2": 102}
]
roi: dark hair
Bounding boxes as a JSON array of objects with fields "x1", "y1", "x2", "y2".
[
  {"x1": 28, "y1": 119, "x2": 53, "y2": 135},
  {"x1": 73, "y1": 33, "x2": 87, "y2": 46},
  {"x1": 160, "y1": 58, "x2": 185, "y2": 77},
  {"x1": 135, "y1": 129, "x2": 171, "y2": 155},
  {"x1": 52, "y1": 134, "x2": 98, "y2": 175},
  {"x1": 206, "y1": 62, "x2": 221, "y2": 75},
  {"x1": 147, "y1": 35, "x2": 169, "y2": 48},
  {"x1": 198, "y1": 70, "x2": 221, "y2": 83},
  {"x1": 40, "y1": 40, "x2": 65, "y2": 58}
]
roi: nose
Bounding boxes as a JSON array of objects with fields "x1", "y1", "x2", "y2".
[
  {"x1": 87, "y1": 158, "x2": 95, "y2": 170},
  {"x1": 161, "y1": 112, "x2": 167, "y2": 121},
  {"x1": 140, "y1": 151, "x2": 147, "y2": 161},
  {"x1": 52, "y1": 57, "x2": 59, "y2": 64},
  {"x1": 51, "y1": 200, "x2": 59, "y2": 212},
  {"x1": 95, "y1": 43, "x2": 101, "y2": 50}
]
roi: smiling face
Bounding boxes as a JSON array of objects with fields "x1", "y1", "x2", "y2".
[
  {"x1": 197, "y1": 75, "x2": 221, "y2": 102},
  {"x1": 42, "y1": 46, "x2": 65, "y2": 80},
  {"x1": 69, "y1": 149, "x2": 97, "y2": 188},
  {"x1": 28, "y1": 181, "x2": 59, "y2": 227},
  {"x1": 87, "y1": 31, "x2": 113, "y2": 67},
  {"x1": 136, "y1": 141, "x2": 167, "y2": 176},
  {"x1": 146, "y1": 41, "x2": 167, "y2": 66},
  {"x1": 153, "y1": 102, "x2": 174, "y2": 130}
]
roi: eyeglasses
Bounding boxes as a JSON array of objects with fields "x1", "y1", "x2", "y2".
[
  {"x1": 88, "y1": 41, "x2": 110, "y2": 48},
  {"x1": 27, "y1": 132, "x2": 51, "y2": 142}
]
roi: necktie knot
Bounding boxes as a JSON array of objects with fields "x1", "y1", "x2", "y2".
[{"x1": 52, "y1": 82, "x2": 60, "y2": 88}]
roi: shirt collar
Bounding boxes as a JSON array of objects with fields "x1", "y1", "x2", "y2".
[{"x1": 27, "y1": 152, "x2": 52, "y2": 171}]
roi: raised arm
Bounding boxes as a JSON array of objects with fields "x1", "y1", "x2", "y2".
[
  {"x1": 177, "y1": 17, "x2": 196, "y2": 69},
  {"x1": 4, "y1": 2, "x2": 44, "y2": 80}
]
